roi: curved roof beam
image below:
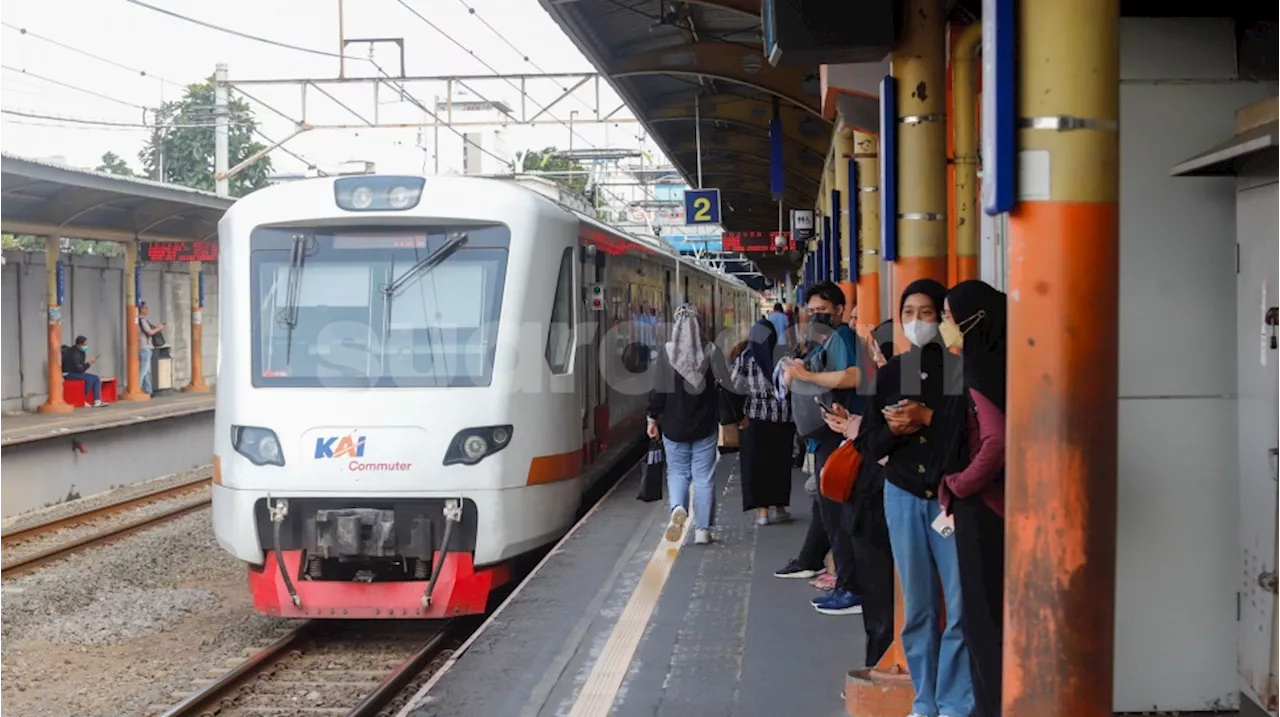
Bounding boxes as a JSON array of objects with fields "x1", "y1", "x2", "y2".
[
  {"x1": 685, "y1": 172, "x2": 816, "y2": 202},
  {"x1": 682, "y1": 0, "x2": 760, "y2": 19},
  {"x1": 608, "y1": 43, "x2": 823, "y2": 117},
  {"x1": 645, "y1": 94, "x2": 831, "y2": 156},
  {"x1": 665, "y1": 139, "x2": 822, "y2": 186},
  {"x1": 663, "y1": 127, "x2": 825, "y2": 167},
  {"x1": 666, "y1": 149, "x2": 819, "y2": 188}
]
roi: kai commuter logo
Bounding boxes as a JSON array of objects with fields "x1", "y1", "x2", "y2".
[
  {"x1": 315, "y1": 431, "x2": 412, "y2": 472},
  {"x1": 315, "y1": 433, "x2": 367, "y2": 459}
]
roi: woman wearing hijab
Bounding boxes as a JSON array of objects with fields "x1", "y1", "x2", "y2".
[
  {"x1": 647, "y1": 304, "x2": 722, "y2": 546},
  {"x1": 938, "y1": 280, "x2": 1008, "y2": 717},
  {"x1": 853, "y1": 278, "x2": 973, "y2": 717},
  {"x1": 730, "y1": 318, "x2": 795, "y2": 525}
]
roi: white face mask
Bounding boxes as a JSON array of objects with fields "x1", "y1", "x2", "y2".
[{"x1": 904, "y1": 320, "x2": 939, "y2": 347}]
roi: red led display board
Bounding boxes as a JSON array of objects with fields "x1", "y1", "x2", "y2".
[
  {"x1": 139, "y1": 241, "x2": 219, "y2": 262},
  {"x1": 721, "y1": 231, "x2": 797, "y2": 253}
]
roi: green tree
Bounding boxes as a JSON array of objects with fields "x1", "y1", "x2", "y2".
[
  {"x1": 95, "y1": 151, "x2": 138, "y2": 177},
  {"x1": 140, "y1": 76, "x2": 272, "y2": 196},
  {"x1": 520, "y1": 147, "x2": 588, "y2": 195}
]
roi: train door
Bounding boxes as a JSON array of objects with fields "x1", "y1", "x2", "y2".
[
  {"x1": 1237, "y1": 171, "x2": 1279, "y2": 715},
  {"x1": 579, "y1": 244, "x2": 605, "y2": 456}
]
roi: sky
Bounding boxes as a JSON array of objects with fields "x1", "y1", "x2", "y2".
[{"x1": 0, "y1": 0, "x2": 655, "y2": 177}]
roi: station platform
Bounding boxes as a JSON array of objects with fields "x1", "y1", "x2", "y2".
[
  {"x1": 0, "y1": 392, "x2": 213, "y2": 447},
  {"x1": 402, "y1": 456, "x2": 861, "y2": 717}
]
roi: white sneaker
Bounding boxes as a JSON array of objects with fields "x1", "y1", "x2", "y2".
[
  {"x1": 694, "y1": 529, "x2": 712, "y2": 544},
  {"x1": 665, "y1": 506, "x2": 688, "y2": 542},
  {"x1": 91, "y1": 400, "x2": 105, "y2": 407}
]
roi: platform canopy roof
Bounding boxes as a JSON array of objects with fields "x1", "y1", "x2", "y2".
[
  {"x1": 537, "y1": 0, "x2": 833, "y2": 240},
  {"x1": 1, "y1": 153, "x2": 233, "y2": 244}
]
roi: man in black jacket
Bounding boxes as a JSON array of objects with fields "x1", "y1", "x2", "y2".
[{"x1": 61, "y1": 335, "x2": 105, "y2": 407}]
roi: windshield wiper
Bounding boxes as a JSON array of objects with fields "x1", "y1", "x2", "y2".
[
  {"x1": 277, "y1": 233, "x2": 310, "y2": 364},
  {"x1": 381, "y1": 232, "x2": 469, "y2": 299}
]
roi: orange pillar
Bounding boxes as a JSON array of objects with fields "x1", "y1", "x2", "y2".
[
  {"x1": 122, "y1": 241, "x2": 149, "y2": 402},
  {"x1": 889, "y1": 0, "x2": 948, "y2": 357},
  {"x1": 37, "y1": 236, "x2": 73, "y2": 413},
  {"x1": 184, "y1": 260, "x2": 210, "y2": 392},
  {"x1": 853, "y1": 129, "x2": 881, "y2": 333},
  {"x1": 1005, "y1": 0, "x2": 1119, "y2": 714}
]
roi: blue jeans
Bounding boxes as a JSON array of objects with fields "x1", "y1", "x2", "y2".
[
  {"x1": 662, "y1": 432, "x2": 718, "y2": 530},
  {"x1": 64, "y1": 372, "x2": 102, "y2": 402},
  {"x1": 883, "y1": 481, "x2": 973, "y2": 717},
  {"x1": 139, "y1": 346, "x2": 153, "y2": 395}
]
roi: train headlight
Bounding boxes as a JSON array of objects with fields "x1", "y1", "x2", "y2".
[
  {"x1": 350, "y1": 186, "x2": 375, "y2": 209},
  {"x1": 231, "y1": 425, "x2": 286, "y2": 467},
  {"x1": 443, "y1": 425, "x2": 514, "y2": 466},
  {"x1": 388, "y1": 185, "x2": 421, "y2": 209},
  {"x1": 334, "y1": 176, "x2": 426, "y2": 212},
  {"x1": 462, "y1": 435, "x2": 488, "y2": 460}
]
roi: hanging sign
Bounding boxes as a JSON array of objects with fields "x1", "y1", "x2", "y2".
[
  {"x1": 683, "y1": 189, "x2": 722, "y2": 226},
  {"x1": 139, "y1": 241, "x2": 219, "y2": 263},
  {"x1": 790, "y1": 209, "x2": 815, "y2": 242}
]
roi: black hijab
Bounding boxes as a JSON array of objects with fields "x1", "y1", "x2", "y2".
[
  {"x1": 945, "y1": 280, "x2": 1008, "y2": 411},
  {"x1": 747, "y1": 318, "x2": 779, "y2": 376},
  {"x1": 884, "y1": 278, "x2": 954, "y2": 405}
]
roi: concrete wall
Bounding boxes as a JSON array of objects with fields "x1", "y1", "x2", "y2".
[
  {"x1": 0, "y1": 251, "x2": 219, "y2": 412},
  {"x1": 0, "y1": 412, "x2": 214, "y2": 517},
  {"x1": 1115, "y1": 18, "x2": 1270, "y2": 712}
]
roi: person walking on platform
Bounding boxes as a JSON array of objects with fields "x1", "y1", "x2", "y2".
[
  {"x1": 766, "y1": 302, "x2": 790, "y2": 348},
  {"x1": 856, "y1": 278, "x2": 974, "y2": 717},
  {"x1": 60, "y1": 335, "x2": 105, "y2": 407},
  {"x1": 729, "y1": 318, "x2": 795, "y2": 526},
  {"x1": 647, "y1": 304, "x2": 722, "y2": 546},
  {"x1": 938, "y1": 280, "x2": 1008, "y2": 717}
]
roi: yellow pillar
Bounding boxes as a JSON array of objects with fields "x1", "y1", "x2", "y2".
[
  {"x1": 891, "y1": 0, "x2": 949, "y2": 306},
  {"x1": 184, "y1": 260, "x2": 210, "y2": 392},
  {"x1": 853, "y1": 129, "x2": 882, "y2": 332},
  {"x1": 834, "y1": 131, "x2": 855, "y2": 282},
  {"x1": 122, "y1": 241, "x2": 148, "y2": 402},
  {"x1": 1005, "y1": 0, "x2": 1120, "y2": 714},
  {"x1": 952, "y1": 23, "x2": 983, "y2": 283},
  {"x1": 37, "y1": 236, "x2": 72, "y2": 413}
]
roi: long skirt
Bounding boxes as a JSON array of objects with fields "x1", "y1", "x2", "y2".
[
  {"x1": 739, "y1": 419, "x2": 795, "y2": 511},
  {"x1": 953, "y1": 495, "x2": 1005, "y2": 717}
]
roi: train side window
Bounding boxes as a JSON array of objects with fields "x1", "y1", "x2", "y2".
[{"x1": 546, "y1": 248, "x2": 575, "y2": 374}]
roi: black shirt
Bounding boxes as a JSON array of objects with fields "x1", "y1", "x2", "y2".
[
  {"x1": 646, "y1": 348, "x2": 720, "y2": 443},
  {"x1": 61, "y1": 345, "x2": 90, "y2": 374}
]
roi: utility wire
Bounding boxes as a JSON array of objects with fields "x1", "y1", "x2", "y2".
[
  {"x1": 1, "y1": 107, "x2": 220, "y2": 129},
  {"x1": 123, "y1": 0, "x2": 513, "y2": 170},
  {"x1": 121, "y1": 0, "x2": 372, "y2": 62},
  {"x1": 1, "y1": 65, "x2": 148, "y2": 111},
  {"x1": 1, "y1": 21, "x2": 183, "y2": 88}
]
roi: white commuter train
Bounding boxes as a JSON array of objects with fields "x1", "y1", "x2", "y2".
[{"x1": 211, "y1": 173, "x2": 759, "y2": 618}]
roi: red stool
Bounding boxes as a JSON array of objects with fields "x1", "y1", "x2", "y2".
[{"x1": 63, "y1": 378, "x2": 87, "y2": 407}]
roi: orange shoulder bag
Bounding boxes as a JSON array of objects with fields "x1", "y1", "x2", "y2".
[{"x1": 820, "y1": 439, "x2": 863, "y2": 503}]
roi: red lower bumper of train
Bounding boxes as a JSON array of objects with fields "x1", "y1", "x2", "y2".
[{"x1": 249, "y1": 550, "x2": 511, "y2": 618}]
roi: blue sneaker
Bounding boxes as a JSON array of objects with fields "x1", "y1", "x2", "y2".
[
  {"x1": 809, "y1": 590, "x2": 834, "y2": 606},
  {"x1": 814, "y1": 589, "x2": 863, "y2": 615}
]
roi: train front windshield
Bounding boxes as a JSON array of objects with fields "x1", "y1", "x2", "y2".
[{"x1": 249, "y1": 225, "x2": 509, "y2": 388}]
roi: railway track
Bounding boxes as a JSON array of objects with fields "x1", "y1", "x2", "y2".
[
  {"x1": 0, "y1": 476, "x2": 212, "y2": 579},
  {"x1": 158, "y1": 620, "x2": 461, "y2": 717}
]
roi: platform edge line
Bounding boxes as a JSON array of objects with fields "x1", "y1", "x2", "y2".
[{"x1": 393, "y1": 457, "x2": 641, "y2": 717}]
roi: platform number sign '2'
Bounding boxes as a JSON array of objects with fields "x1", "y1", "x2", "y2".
[{"x1": 683, "y1": 188, "x2": 722, "y2": 226}]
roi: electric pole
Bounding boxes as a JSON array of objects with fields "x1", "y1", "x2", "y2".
[{"x1": 214, "y1": 63, "x2": 230, "y2": 196}]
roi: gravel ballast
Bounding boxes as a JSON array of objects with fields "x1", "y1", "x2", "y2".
[{"x1": 1, "y1": 508, "x2": 289, "y2": 717}]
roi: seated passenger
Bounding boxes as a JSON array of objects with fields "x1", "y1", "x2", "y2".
[{"x1": 61, "y1": 335, "x2": 105, "y2": 407}]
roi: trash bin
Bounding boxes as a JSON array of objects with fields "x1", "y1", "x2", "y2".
[{"x1": 151, "y1": 344, "x2": 175, "y2": 396}]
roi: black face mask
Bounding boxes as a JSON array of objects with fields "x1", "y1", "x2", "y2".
[{"x1": 809, "y1": 312, "x2": 836, "y2": 328}]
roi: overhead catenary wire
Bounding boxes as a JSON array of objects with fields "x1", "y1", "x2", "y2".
[
  {"x1": 123, "y1": 0, "x2": 514, "y2": 170},
  {"x1": 1, "y1": 21, "x2": 183, "y2": 88},
  {"x1": 1, "y1": 65, "x2": 149, "y2": 111}
]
